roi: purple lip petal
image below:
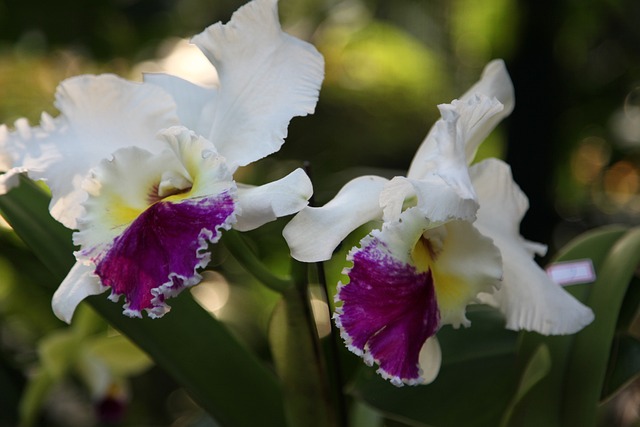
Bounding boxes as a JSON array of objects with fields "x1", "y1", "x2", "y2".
[
  {"x1": 336, "y1": 237, "x2": 440, "y2": 385},
  {"x1": 93, "y1": 191, "x2": 235, "y2": 317}
]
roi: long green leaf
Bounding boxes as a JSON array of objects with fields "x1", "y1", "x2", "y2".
[
  {"x1": 562, "y1": 226, "x2": 640, "y2": 426},
  {"x1": 602, "y1": 334, "x2": 640, "y2": 399},
  {"x1": 0, "y1": 178, "x2": 285, "y2": 427},
  {"x1": 500, "y1": 344, "x2": 551, "y2": 427},
  {"x1": 0, "y1": 177, "x2": 75, "y2": 277},
  {"x1": 509, "y1": 225, "x2": 628, "y2": 427}
]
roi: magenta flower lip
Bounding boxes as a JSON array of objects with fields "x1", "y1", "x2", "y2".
[
  {"x1": 95, "y1": 192, "x2": 235, "y2": 318},
  {"x1": 335, "y1": 235, "x2": 440, "y2": 386}
]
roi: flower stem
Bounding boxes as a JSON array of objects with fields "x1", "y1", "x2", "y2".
[
  {"x1": 268, "y1": 260, "x2": 337, "y2": 427},
  {"x1": 303, "y1": 160, "x2": 348, "y2": 427},
  {"x1": 316, "y1": 261, "x2": 349, "y2": 427},
  {"x1": 221, "y1": 229, "x2": 292, "y2": 293}
]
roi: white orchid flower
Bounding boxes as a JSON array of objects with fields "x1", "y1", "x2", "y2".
[
  {"x1": 0, "y1": 0, "x2": 324, "y2": 323},
  {"x1": 283, "y1": 60, "x2": 593, "y2": 386}
]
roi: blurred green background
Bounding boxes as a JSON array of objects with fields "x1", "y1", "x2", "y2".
[{"x1": 0, "y1": 0, "x2": 639, "y2": 425}]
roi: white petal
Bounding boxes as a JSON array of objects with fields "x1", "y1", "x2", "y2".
[
  {"x1": 73, "y1": 146, "x2": 182, "y2": 253},
  {"x1": 0, "y1": 119, "x2": 41, "y2": 194},
  {"x1": 364, "y1": 207, "x2": 502, "y2": 327},
  {"x1": 234, "y1": 168, "x2": 312, "y2": 231},
  {"x1": 427, "y1": 104, "x2": 472, "y2": 193},
  {"x1": 143, "y1": 73, "x2": 217, "y2": 136},
  {"x1": 283, "y1": 175, "x2": 388, "y2": 262},
  {"x1": 1, "y1": 118, "x2": 32, "y2": 169},
  {"x1": 0, "y1": 124, "x2": 13, "y2": 171},
  {"x1": 15, "y1": 75, "x2": 180, "y2": 229},
  {"x1": 408, "y1": 59, "x2": 514, "y2": 180},
  {"x1": 387, "y1": 104, "x2": 480, "y2": 222},
  {"x1": 457, "y1": 95, "x2": 506, "y2": 164},
  {"x1": 52, "y1": 262, "x2": 107, "y2": 323},
  {"x1": 379, "y1": 176, "x2": 415, "y2": 222},
  {"x1": 191, "y1": 0, "x2": 324, "y2": 168},
  {"x1": 472, "y1": 159, "x2": 594, "y2": 334},
  {"x1": 460, "y1": 59, "x2": 514, "y2": 119},
  {"x1": 408, "y1": 95, "x2": 505, "y2": 181},
  {"x1": 458, "y1": 59, "x2": 514, "y2": 162},
  {"x1": 0, "y1": 167, "x2": 27, "y2": 194},
  {"x1": 52, "y1": 74, "x2": 178, "y2": 157},
  {"x1": 382, "y1": 175, "x2": 479, "y2": 224},
  {"x1": 471, "y1": 159, "x2": 530, "y2": 235},
  {"x1": 418, "y1": 337, "x2": 442, "y2": 384},
  {"x1": 161, "y1": 126, "x2": 235, "y2": 200}
]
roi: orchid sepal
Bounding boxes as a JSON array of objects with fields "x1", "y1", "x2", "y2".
[
  {"x1": 188, "y1": 0, "x2": 325, "y2": 170},
  {"x1": 471, "y1": 158, "x2": 595, "y2": 334}
]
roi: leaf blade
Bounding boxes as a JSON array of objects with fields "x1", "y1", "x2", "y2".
[
  {"x1": 562, "y1": 226, "x2": 640, "y2": 426},
  {"x1": 509, "y1": 226, "x2": 629, "y2": 427}
]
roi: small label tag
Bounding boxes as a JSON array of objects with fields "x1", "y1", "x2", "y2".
[{"x1": 546, "y1": 259, "x2": 596, "y2": 286}]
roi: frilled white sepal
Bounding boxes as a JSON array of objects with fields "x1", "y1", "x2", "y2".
[
  {"x1": 471, "y1": 158, "x2": 594, "y2": 334},
  {"x1": 408, "y1": 60, "x2": 514, "y2": 181},
  {"x1": 2, "y1": 76, "x2": 180, "y2": 229},
  {"x1": 185, "y1": 0, "x2": 324, "y2": 170}
]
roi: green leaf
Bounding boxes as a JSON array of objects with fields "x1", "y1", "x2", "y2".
[
  {"x1": 436, "y1": 305, "x2": 517, "y2": 365},
  {"x1": 0, "y1": 178, "x2": 286, "y2": 427},
  {"x1": 615, "y1": 275, "x2": 640, "y2": 333},
  {"x1": 562, "y1": 226, "x2": 640, "y2": 426},
  {"x1": 353, "y1": 354, "x2": 517, "y2": 427},
  {"x1": 602, "y1": 334, "x2": 640, "y2": 399},
  {"x1": 0, "y1": 177, "x2": 75, "y2": 279},
  {"x1": 351, "y1": 305, "x2": 519, "y2": 427},
  {"x1": 500, "y1": 344, "x2": 551, "y2": 427},
  {"x1": 509, "y1": 225, "x2": 629, "y2": 427},
  {"x1": 349, "y1": 400, "x2": 384, "y2": 427}
]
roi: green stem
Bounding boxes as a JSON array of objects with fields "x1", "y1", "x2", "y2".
[
  {"x1": 316, "y1": 261, "x2": 348, "y2": 427},
  {"x1": 269, "y1": 260, "x2": 336, "y2": 427},
  {"x1": 221, "y1": 229, "x2": 292, "y2": 293}
]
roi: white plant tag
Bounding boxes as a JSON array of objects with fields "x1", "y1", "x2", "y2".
[{"x1": 546, "y1": 259, "x2": 596, "y2": 286}]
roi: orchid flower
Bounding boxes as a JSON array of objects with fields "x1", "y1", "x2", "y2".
[
  {"x1": 0, "y1": 0, "x2": 324, "y2": 323},
  {"x1": 283, "y1": 60, "x2": 594, "y2": 386},
  {"x1": 22, "y1": 305, "x2": 153, "y2": 426}
]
